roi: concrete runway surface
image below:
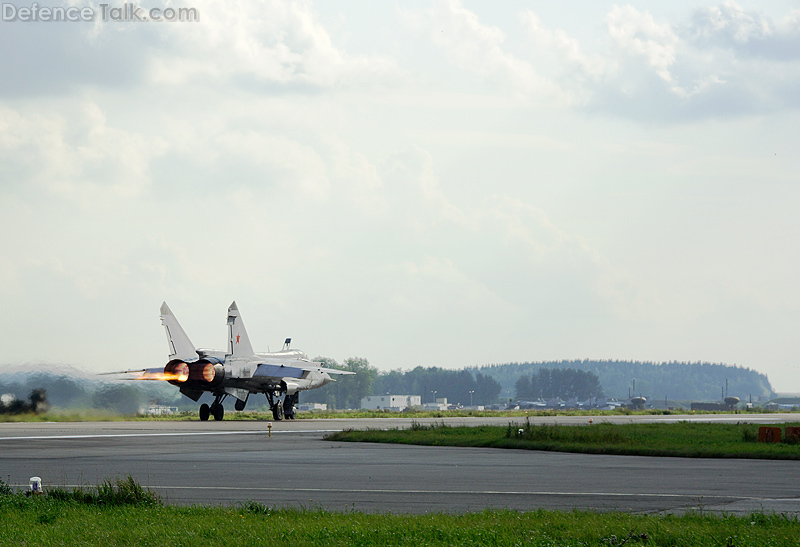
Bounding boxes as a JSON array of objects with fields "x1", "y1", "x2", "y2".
[{"x1": 1, "y1": 415, "x2": 799, "y2": 515}]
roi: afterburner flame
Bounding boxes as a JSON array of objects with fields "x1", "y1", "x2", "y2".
[
  {"x1": 162, "y1": 361, "x2": 190, "y2": 383},
  {"x1": 189, "y1": 362, "x2": 216, "y2": 383},
  {"x1": 137, "y1": 370, "x2": 189, "y2": 382}
]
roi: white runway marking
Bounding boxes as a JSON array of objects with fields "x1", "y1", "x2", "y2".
[
  {"x1": 0, "y1": 429, "x2": 341, "y2": 441},
  {"x1": 36, "y1": 484, "x2": 785, "y2": 502}
]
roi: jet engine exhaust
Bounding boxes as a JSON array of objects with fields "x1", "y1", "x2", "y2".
[
  {"x1": 189, "y1": 361, "x2": 216, "y2": 382},
  {"x1": 163, "y1": 360, "x2": 190, "y2": 384},
  {"x1": 150, "y1": 359, "x2": 224, "y2": 386}
]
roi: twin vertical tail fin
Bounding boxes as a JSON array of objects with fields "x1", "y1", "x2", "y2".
[
  {"x1": 160, "y1": 302, "x2": 196, "y2": 361},
  {"x1": 161, "y1": 300, "x2": 255, "y2": 360},
  {"x1": 227, "y1": 301, "x2": 255, "y2": 357}
]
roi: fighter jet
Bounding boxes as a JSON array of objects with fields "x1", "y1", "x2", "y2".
[{"x1": 110, "y1": 301, "x2": 353, "y2": 421}]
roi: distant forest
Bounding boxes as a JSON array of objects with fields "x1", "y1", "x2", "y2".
[
  {"x1": 300, "y1": 360, "x2": 502, "y2": 408},
  {"x1": 0, "y1": 358, "x2": 776, "y2": 413},
  {"x1": 304, "y1": 358, "x2": 774, "y2": 408},
  {"x1": 515, "y1": 368, "x2": 604, "y2": 401},
  {"x1": 472, "y1": 360, "x2": 775, "y2": 403}
]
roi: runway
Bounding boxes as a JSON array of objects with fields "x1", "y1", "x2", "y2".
[{"x1": 2, "y1": 415, "x2": 799, "y2": 515}]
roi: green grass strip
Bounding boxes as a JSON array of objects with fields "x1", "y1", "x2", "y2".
[
  {"x1": 1, "y1": 497, "x2": 799, "y2": 547},
  {"x1": 325, "y1": 421, "x2": 800, "y2": 460},
  {"x1": 3, "y1": 477, "x2": 799, "y2": 546},
  {"x1": 1, "y1": 408, "x2": 786, "y2": 422}
]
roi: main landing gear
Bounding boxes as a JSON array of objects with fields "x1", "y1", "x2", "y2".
[
  {"x1": 199, "y1": 394, "x2": 227, "y2": 421},
  {"x1": 198, "y1": 391, "x2": 296, "y2": 422}
]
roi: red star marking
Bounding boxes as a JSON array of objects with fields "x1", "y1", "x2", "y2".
[{"x1": 236, "y1": 334, "x2": 240, "y2": 344}]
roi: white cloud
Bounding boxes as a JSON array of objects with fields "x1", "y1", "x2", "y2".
[
  {"x1": 213, "y1": 130, "x2": 330, "y2": 201},
  {"x1": 419, "y1": 0, "x2": 561, "y2": 100},
  {"x1": 0, "y1": 102, "x2": 166, "y2": 206},
  {"x1": 372, "y1": 147, "x2": 617, "y2": 322},
  {"x1": 148, "y1": 0, "x2": 403, "y2": 90},
  {"x1": 606, "y1": 5, "x2": 680, "y2": 86},
  {"x1": 688, "y1": 2, "x2": 800, "y2": 60},
  {"x1": 690, "y1": 1, "x2": 770, "y2": 43},
  {"x1": 515, "y1": 3, "x2": 800, "y2": 118},
  {"x1": 521, "y1": 9, "x2": 603, "y2": 80},
  {"x1": 0, "y1": 0, "x2": 403, "y2": 98}
]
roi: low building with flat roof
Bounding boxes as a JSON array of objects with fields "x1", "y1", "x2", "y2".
[
  {"x1": 297, "y1": 403, "x2": 327, "y2": 412},
  {"x1": 361, "y1": 395, "x2": 421, "y2": 411}
]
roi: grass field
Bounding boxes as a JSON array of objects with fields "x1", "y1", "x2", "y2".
[
  {"x1": 136, "y1": 407, "x2": 779, "y2": 421},
  {"x1": 325, "y1": 420, "x2": 800, "y2": 460},
  {"x1": 0, "y1": 409, "x2": 129, "y2": 422},
  {"x1": 0, "y1": 407, "x2": 778, "y2": 422},
  {"x1": 1, "y1": 479, "x2": 798, "y2": 547}
]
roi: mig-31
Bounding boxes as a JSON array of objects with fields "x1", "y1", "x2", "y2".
[{"x1": 108, "y1": 301, "x2": 352, "y2": 421}]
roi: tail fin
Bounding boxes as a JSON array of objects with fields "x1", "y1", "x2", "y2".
[
  {"x1": 160, "y1": 302, "x2": 196, "y2": 361},
  {"x1": 227, "y1": 301, "x2": 255, "y2": 357}
]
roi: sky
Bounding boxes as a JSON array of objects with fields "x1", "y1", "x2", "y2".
[{"x1": 1, "y1": 1, "x2": 799, "y2": 390}]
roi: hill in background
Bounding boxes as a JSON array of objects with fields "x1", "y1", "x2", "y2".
[{"x1": 473, "y1": 360, "x2": 774, "y2": 403}]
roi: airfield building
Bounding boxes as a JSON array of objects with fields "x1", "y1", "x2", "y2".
[{"x1": 361, "y1": 395, "x2": 421, "y2": 411}]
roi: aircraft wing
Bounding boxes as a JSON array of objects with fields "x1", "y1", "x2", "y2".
[
  {"x1": 98, "y1": 368, "x2": 154, "y2": 376},
  {"x1": 299, "y1": 362, "x2": 357, "y2": 375},
  {"x1": 253, "y1": 361, "x2": 356, "y2": 380}
]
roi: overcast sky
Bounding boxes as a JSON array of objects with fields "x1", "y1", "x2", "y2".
[{"x1": 1, "y1": 1, "x2": 799, "y2": 391}]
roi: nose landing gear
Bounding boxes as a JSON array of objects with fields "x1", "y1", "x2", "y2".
[
  {"x1": 283, "y1": 392, "x2": 298, "y2": 420},
  {"x1": 266, "y1": 390, "x2": 296, "y2": 421},
  {"x1": 272, "y1": 400, "x2": 284, "y2": 420}
]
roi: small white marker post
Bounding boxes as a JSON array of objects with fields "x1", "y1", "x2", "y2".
[{"x1": 29, "y1": 477, "x2": 43, "y2": 495}]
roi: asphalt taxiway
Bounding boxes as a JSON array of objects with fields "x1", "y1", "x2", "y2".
[{"x1": 1, "y1": 415, "x2": 799, "y2": 514}]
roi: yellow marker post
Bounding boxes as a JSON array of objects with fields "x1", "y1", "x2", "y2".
[{"x1": 267, "y1": 422, "x2": 272, "y2": 437}]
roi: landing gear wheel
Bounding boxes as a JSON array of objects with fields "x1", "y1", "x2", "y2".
[
  {"x1": 199, "y1": 403, "x2": 210, "y2": 421},
  {"x1": 212, "y1": 404, "x2": 224, "y2": 421},
  {"x1": 272, "y1": 400, "x2": 284, "y2": 421},
  {"x1": 283, "y1": 393, "x2": 298, "y2": 420}
]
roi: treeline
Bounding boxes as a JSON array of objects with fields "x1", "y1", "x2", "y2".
[
  {"x1": 373, "y1": 367, "x2": 501, "y2": 406},
  {"x1": 474, "y1": 360, "x2": 775, "y2": 402},
  {"x1": 300, "y1": 360, "x2": 502, "y2": 408},
  {"x1": 515, "y1": 368, "x2": 603, "y2": 400},
  {"x1": 2, "y1": 357, "x2": 777, "y2": 413},
  {"x1": 301, "y1": 357, "x2": 378, "y2": 410}
]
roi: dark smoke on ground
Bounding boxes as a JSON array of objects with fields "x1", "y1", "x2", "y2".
[{"x1": 0, "y1": 389, "x2": 48, "y2": 414}]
